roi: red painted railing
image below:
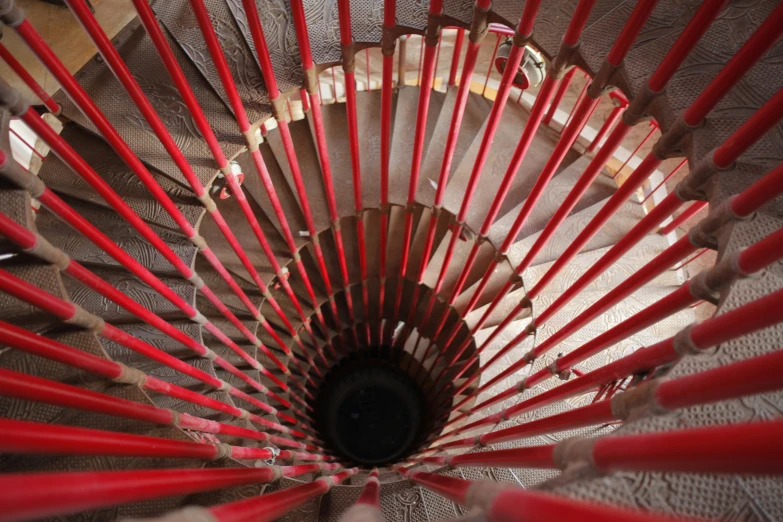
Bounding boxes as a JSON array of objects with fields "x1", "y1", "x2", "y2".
[{"x1": 1, "y1": 0, "x2": 782, "y2": 520}]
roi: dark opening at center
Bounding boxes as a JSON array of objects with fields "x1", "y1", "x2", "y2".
[{"x1": 313, "y1": 349, "x2": 425, "y2": 466}]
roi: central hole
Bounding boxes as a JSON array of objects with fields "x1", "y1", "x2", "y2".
[{"x1": 312, "y1": 347, "x2": 432, "y2": 467}]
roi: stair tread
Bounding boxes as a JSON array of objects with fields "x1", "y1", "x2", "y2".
[
  {"x1": 38, "y1": 123, "x2": 204, "y2": 232},
  {"x1": 35, "y1": 198, "x2": 197, "y2": 278},
  {"x1": 265, "y1": 122, "x2": 333, "y2": 234},
  {"x1": 62, "y1": 263, "x2": 196, "y2": 324},
  {"x1": 523, "y1": 233, "x2": 679, "y2": 296},
  {"x1": 489, "y1": 154, "x2": 617, "y2": 247},
  {"x1": 355, "y1": 90, "x2": 391, "y2": 209},
  {"x1": 387, "y1": 87, "x2": 447, "y2": 208},
  {"x1": 441, "y1": 100, "x2": 580, "y2": 233},
  {"x1": 54, "y1": 21, "x2": 227, "y2": 188},
  {"x1": 416, "y1": 86, "x2": 493, "y2": 209},
  {"x1": 223, "y1": 0, "x2": 304, "y2": 94},
  {"x1": 154, "y1": 0, "x2": 272, "y2": 124},
  {"x1": 0, "y1": 191, "x2": 35, "y2": 253},
  {"x1": 505, "y1": 195, "x2": 647, "y2": 270},
  {"x1": 315, "y1": 99, "x2": 366, "y2": 217}
]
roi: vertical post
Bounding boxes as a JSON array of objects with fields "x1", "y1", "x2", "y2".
[
  {"x1": 641, "y1": 157, "x2": 687, "y2": 205},
  {"x1": 0, "y1": 41, "x2": 60, "y2": 113},
  {"x1": 448, "y1": 28, "x2": 464, "y2": 86},
  {"x1": 587, "y1": 91, "x2": 627, "y2": 153},
  {"x1": 337, "y1": 0, "x2": 370, "y2": 327},
  {"x1": 391, "y1": 0, "x2": 443, "y2": 324},
  {"x1": 379, "y1": 0, "x2": 398, "y2": 339},
  {"x1": 481, "y1": 33, "x2": 502, "y2": 96},
  {"x1": 542, "y1": 67, "x2": 576, "y2": 124}
]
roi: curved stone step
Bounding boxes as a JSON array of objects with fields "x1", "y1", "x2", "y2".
[
  {"x1": 35, "y1": 199, "x2": 198, "y2": 278},
  {"x1": 154, "y1": 0, "x2": 272, "y2": 125},
  {"x1": 489, "y1": 154, "x2": 616, "y2": 248},
  {"x1": 37, "y1": 123, "x2": 204, "y2": 233},
  {"x1": 387, "y1": 87, "x2": 447, "y2": 208},
  {"x1": 416, "y1": 86, "x2": 493, "y2": 209},
  {"x1": 53, "y1": 21, "x2": 224, "y2": 189},
  {"x1": 441, "y1": 100, "x2": 580, "y2": 233}
]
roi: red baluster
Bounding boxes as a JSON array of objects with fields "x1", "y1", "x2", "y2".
[
  {"x1": 448, "y1": 28, "x2": 465, "y2": 86},
  {"x1": 0, "y1": 41, "x2": 60, "y2": 113},
  {"x1": 659, "y1": 201, "x2": 709, "y2": 235}
]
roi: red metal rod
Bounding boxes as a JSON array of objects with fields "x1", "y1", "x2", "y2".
[
  {"x1": 208, "y1": 469, "x2": 357, "y2": 522},
  {"x1": 498, "y1": 81, "x2": 601, "y2": 257},
  {"x1": 393, "y1": 1, "x2": 444, "y2": 321},
  {"x1": 683, "y1": 1, "x2": 783, "y2": 127},
  {"x1": 0, "y1": 41, "x2": 60, "y2": 113},
  {"x1": 356, "y1": 469, "x2": 381, "y2": 506},
  {"x1": 447, "y1": 219, "x2": 783, "y2": 419},
  {"x1": 610, "y1": 121, "x2": 657, "y2": 179},
  {"x1": 9, "y1": 126, "x2": 43, "y2": 158},
  {"x1": 656, "y1": 341, "x2": 783, "y2": 412},
  {"x1": 587, "y1": 101, "x2": 624, "y2": 153},
  {"x1": 337, "y1": 0, "x2": 370, "y2": 324},
  {"x1": 410, "y1": 29, "x2": 487, "y2": 317},
  {"x1": 488, "y1": 486, "x2": 708, "y2": 522},
  {"x1": 530, "y1": 85, "x2": 783, "y2": 305},
  {"x1": 467, "y1": 282, "x2": 698, "y2": 414},
  {"x1": 482, "y1": 34, "x2": 502, "y2": 96},
  {"x1": 288, "y1": 0, "x2": 353, "y2": 325},
  {"x1": 0, "y1": 265, "x2": 305, "y2": 425},
  {"x1": 54, "y1": 1, "x2": 317, "y2": 363},
  {"x1": 3, "y1": 145, "x2": 303, "y2": 390},
  {"x1": 414, "y1": 1, "x2": 543, "y2": 372},
  {"x1": 438, "y1": 0, "x2": 600, "y2": 354},
  {"x1": 376, "y1": 2, "x2": 397, "y2": 321},
  {"x1": 378, "y1": 0, "x2": 404, "y2": 320},
  {"x1": 441, "y1": 401, "x2": 614, "y2": 449},
  {"x1": 543, "y1": 67, "x2": 575, "y2": 125},
  {"x1": 0, "y1": 466, "x2": 328, "y2": 522},
  {"x1": 408, "y1": 472, "x2": 472, "y2": 505},
  {"x1": 731, "y1": 162, "x2": 783, "y2": 217},
  {"x1": 660, "y1": 201, "x2": 708, "y2": 235},
  {"x1": 0, "y1": 206, "x2": 315, "y2": 411},
  {"x1": 0, "y1": 321, "x2": 313, "y2": 441},
  {"x1": 300, "y1": 88, "x2": 310, "y2": 112},
  {"x1": 0, "y1": 417, "x2": 277, "y2": 461},
  {"x1": 451, "y1": 0, "x2": 692, "y2": 357},
  {"x1": 0, "y1": 369, "x2": 315, "y2": 451},
  {"x1": 189, "y1": 0, "x2": 330, "y2": 335},
  {"x1": 448, "y1": 28, "x2": 464, "y2": 86},
  {"x1": 437, "y1": 280, "x2": 783, "y2": 439},
  {"x1": 448, "y1": 445, "x2": 556, "y2": 469},
  {"x1": 240, "y1": 0, "x2": 338, "y2": 331},
  {"x1": 563, "y1": 72, "x2": 589, "y2": 130},
  {"x1": 641, "y1": 157, "x2": 688, "y2": 205},
  {"x1": 3, "y1": 13, "x2": 312, "y2": 380},
  {"x1": 593, "y1": 421, "x2": 783, "y2": 475}
]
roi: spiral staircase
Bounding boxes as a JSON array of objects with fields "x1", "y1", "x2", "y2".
[{"x1": 0, "y1": 0, "x2": 782, "y2": 520}]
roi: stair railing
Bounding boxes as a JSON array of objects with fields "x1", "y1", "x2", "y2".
[
  {"x1": 0, "y1": 0, "x2": 323, "y2": 396},
  {"x1": 451, "y1": 5, "x2": 783, "y2": 378}
]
